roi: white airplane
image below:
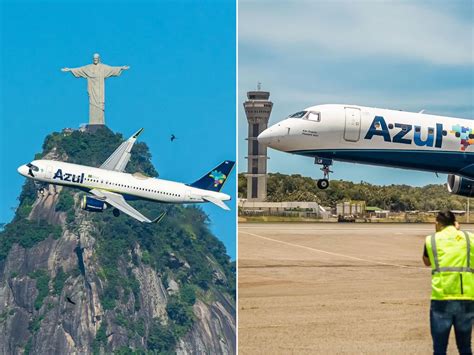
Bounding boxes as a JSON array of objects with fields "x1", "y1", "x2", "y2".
[
  {"x1": 17, "y1": 128, "x2": 235, "y2": 223},
  {"x1": 258, "y1": 104, "x2": 474, "y2": 196}
]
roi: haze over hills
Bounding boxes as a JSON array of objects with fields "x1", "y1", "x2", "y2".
[{"x1": 0, "y1": 128, "x2": 235, "y2": 354}]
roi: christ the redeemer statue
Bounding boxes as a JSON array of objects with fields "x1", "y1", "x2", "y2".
[{"x1": 61, "y1": 53, "x2": 130, "y2": 125}]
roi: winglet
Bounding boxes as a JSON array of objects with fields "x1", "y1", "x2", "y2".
[
  {"x1": 132, "y1": 128, "x2": 144, "y2": 139},
  {"x1": 419, "y1": 109, "x2": 425, "y2": 114},
  {"x1": 151, "y1": 211, "x2": 167, "y2": 223},
  {"x1": 100, "y1": 128, "x2": 144, "y2": 172}
]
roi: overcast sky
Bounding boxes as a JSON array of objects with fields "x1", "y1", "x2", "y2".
[{"x1": 238, "y1": 0, "x2": 473, "y2": 186}]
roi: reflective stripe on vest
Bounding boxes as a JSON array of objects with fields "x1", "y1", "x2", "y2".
[
  {"x1": 430, "y1": 231, "x2": 473, "y2": 274},
  {"x1": 466, "y1": 231, "x2": 471, "y2": 269}
]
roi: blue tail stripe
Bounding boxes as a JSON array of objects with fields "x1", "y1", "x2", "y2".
[{"x1": 189, "y1": 160, "x2": 235, "y2": 192}]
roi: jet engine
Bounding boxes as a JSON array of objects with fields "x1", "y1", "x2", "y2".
[
  {"x1": 447, "y1": 174, "x2": 474, "y2": 197},
  {"x1": 80, "y1": 196, "x2": 107, "y2": 212}
]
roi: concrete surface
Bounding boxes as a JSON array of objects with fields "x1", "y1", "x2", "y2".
[{"x1": 238, "y1": 223, "x2": 470, "y2": 354}]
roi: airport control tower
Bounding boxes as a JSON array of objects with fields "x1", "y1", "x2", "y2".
[{"x1": 244, "y1": 85, "x2": 273, "y2": 201}]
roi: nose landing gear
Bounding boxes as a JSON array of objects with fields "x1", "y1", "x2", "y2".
[
  {"x1": 315, "y1": 157, "x2": 333, "y2": 190},
  {"x1": 34, "y1": 182, "x2": 48, "y2": 196}
]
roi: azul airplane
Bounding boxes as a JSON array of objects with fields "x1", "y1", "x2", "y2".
[
  {"x1": 17, "y1": 129, "x2": 235, "y2": 223},
  {"x1": 258, "y1": 104, "x2": 474, "y2": 196}
]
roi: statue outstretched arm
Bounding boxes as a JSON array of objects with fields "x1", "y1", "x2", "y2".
[
  {"x1": 103, "y1": 64, "x2": 130, "y2": 78},
  {"x1": 61, "y1": 66, "x2": 89, "y2": 78}
]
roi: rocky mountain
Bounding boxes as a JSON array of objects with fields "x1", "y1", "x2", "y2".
[{"x1": 0, "y1": 127, "x2": 236, "y2": 354}]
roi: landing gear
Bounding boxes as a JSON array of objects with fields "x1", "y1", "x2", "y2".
[
  {"x1": 113, "y1": 208, "x2": 120, "y2": 217},
  {"x1": 317, "y1": 179, "x2": 329, "y2": 189},
  {"x1": 315, "y1": 157, "x2": 333, "y2": 190},
  {"x1": 34, "y1": 182, "x2": 47, "y2": 196}
]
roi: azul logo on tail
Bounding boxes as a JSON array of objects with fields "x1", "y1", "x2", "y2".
[
  {"x1": 53, "y1": 169, "x2": 85, "y2": 183},
  {"x1": 209, "y1": 170, "x2": 227, "y2": 188},
  {"x1": 364, "y1": 116, "x2": 445, "y2": 148},
  {"x1": 450, "y1": 124, "x2": 474, "y2": 151}
]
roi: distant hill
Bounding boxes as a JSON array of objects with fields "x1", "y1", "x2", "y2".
[
  {"x1": 0, "y1": 127, "x2": 235, "y2": 354},
  {"x1": 238, "y1": 172, "x2": 467, "y2": 211}
]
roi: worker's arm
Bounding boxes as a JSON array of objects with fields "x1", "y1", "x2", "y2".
[{"x1": 422, "y1": 245, "x2": 431, "y2": 266}]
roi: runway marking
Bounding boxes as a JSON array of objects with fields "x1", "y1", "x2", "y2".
[
  {"x1": 239, "y1": 226, "x2": 434, "y2": 232},
  {"x1": 240, "y1": 231, "x2": 427, "y2": 270}
]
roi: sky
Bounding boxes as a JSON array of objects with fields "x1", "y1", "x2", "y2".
[
  {"x1": 238, "y1": 0, "x2": 473, "y2": 187},
  {"x1": 0, "y1": 1, "x2": 236, "y2": 259}
]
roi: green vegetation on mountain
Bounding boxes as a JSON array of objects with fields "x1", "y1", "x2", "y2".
[
  {"x1": 0, "y1": 127, "x2": 235, "y2": 352},
  {"x1": 0, "y1": 219, "x2": 62, "y2": 260},
  {"x1": 42, "y1": 128, "x2": 158, "y2": 177},
  {"x1": 29, "y1": 269, "x2": 50, "y2": 310},
  {"x1": 53, "y1": 268, "x2": 67, "y2": 296},
  {"x1": 239, "y1": 172, "x2": 467, "y2": 211}
]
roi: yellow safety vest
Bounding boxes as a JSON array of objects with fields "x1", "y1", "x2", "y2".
[{"x1": 425, "y1": 226, "x2": 474, "y2": 300}]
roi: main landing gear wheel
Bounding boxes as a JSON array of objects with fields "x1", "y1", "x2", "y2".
[
  {"x1": 317, "y1": 179, "x2": 329, "y2": 189},
  {"x1": 113, "y1": 208, "x2": 120, "y2": 217}
]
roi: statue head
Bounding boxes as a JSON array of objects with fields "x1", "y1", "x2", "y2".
[{"x1": 93, "y1": 53, "x2": 101, "y2": 65}]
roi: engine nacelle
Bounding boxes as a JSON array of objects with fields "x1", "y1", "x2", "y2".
[
  {"x1": 447, "y1": 174, "x2": 474, "y2": 197},
  {"x1": 80, "y1": 196, "x2": 107, "y2": 212}
]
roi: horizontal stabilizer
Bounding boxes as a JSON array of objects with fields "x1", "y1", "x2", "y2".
[
  {"x1": 189, "y1": 160, "x2": 235, "y2": 192},
  {"x1": 202, "y1": 195, "x2": 230, "y2": 210}
]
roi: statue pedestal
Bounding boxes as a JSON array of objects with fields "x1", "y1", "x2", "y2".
[{"x1": 85, "y1": 124, "x2": 107, "y2": 133}]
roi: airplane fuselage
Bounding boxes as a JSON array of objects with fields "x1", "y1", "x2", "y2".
[
  {"x1": 18, "y1": 160, "x2": 230, "y2": 205},
  {"x1": 258, "y1": 104, "x2": 474, "y2": 179}
]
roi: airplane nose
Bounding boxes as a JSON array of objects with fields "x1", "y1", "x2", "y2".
[
  {"x1": 17, "y1": 165, "x2": 28, "y2": 177},
  {"x1": 258, "y1": 123, "x2": 291, "y2": 148},
  {"x1": 257, "y1": 127, "x2": 275, "y2": 146}
]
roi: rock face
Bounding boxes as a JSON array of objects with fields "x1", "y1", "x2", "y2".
[
  {"x1": 0, "y1": 129, "x2": 235, "y2": 354},
  {"x1": 177, "y1": 295, "x2": 236, "y2": 355}
]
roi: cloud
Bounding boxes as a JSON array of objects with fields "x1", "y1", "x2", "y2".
[
  {"x1": 239, "y1": 1, "x2": 473, "y2": 66},
  {"x1": 239, "y1": 64, "x2": 474, "y2": 118},
  {"x1": 238, "y1": 1, "x2": 473, "y2": 186}
]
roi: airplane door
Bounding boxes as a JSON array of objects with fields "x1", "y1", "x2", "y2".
[
  {"x1": 344, "y1": 107, "x2": 361, "y2": 142},
  {"x1": 46, "y1": 166, "x2": 54, "y2": 179}
]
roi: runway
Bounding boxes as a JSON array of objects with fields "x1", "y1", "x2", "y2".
[{"x1": 238, "y1": 223, "x2": 468, "y2": 354}]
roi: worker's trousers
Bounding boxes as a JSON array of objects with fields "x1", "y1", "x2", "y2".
[{"x1": 430, "y1": 300, "x2": 474, "y2": 355}]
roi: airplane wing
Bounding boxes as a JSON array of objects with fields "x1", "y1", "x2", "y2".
[
  {"x1": 202, "y1": 195, "x2": 230, "y2": 210},
  {"x1": 90, "y1": 188, "x2": 165, "y2": 223},
  {"x1": 99, "y1": 128, "x2": 144, "y2": 172}
]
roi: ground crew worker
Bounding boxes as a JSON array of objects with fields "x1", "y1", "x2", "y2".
[{"x1": 423, "y1": 211, "x2": 474, "y2": 355}]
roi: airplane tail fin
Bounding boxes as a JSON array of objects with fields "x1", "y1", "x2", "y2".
[{"x1": 189, "y1": 160, "x2": 235, "y2": 192}]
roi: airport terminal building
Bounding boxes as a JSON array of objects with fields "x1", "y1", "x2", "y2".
[{"x1": 238, "y1": 199, "x2": 329, "y2": 218}]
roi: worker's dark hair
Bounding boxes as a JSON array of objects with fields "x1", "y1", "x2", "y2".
[{"x1": 436, "y1": 210, "x2": 456, "y2": 227}]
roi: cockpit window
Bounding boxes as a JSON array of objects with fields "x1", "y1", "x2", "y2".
[
  {"x1": 289, "y1": 111, "x2": 308, "y2": 118},
  {"x1": 307, "y1": 111, "x2": 321, "y2": 122},
  {"x1": 27, "y1": 163, "x2": 39, "y2": 172}
]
